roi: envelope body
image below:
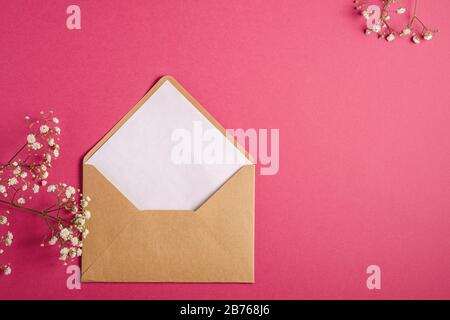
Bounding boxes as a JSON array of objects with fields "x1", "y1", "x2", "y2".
[{"x1": 82, "y1": 76, "x2": 254, "y2": 282}]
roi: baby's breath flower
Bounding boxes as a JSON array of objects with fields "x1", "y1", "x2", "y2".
[
  {"x1": 412, "y1": 35, "x2": 421, "y2": 44},
  {"x1": 59, "y1": 247, "x2": 69, "y2": 261},
  {"x1": 68, "y1": 247, "x2": 77, "y2": 259},
  {"x1": 400, "y1": 28, "x2": 411, "y2": 36},
  {"x1": 7, "y1": 178, "x2": 18, "y2": 186},
  {"x1": 31, "y1": 142, "x2": 42, "y2": 150},
  {"x1": 75, "y1": 216, "x2": 86, "y2": 227},
  {"x1": 65, "y1": 186, "x2": 76, "y2": 199},
  {"x1": 83, "y1": 210, "x2": 91, "y2": 220},
  {"x1": 17, "y1": 197, "x2": 25, "y2": 205},
  {"x1": 3, "y1": 265, "x2": 12, "y2": 276},
  {"x1": 27, "y1": 134, "x2": 36, "y2": 144},
  {"x1": 49, "y1": 236, "x2": 58, "y2": 245},
  {"x1": 40, "y1": 125, "x2": 50, "y2": 134},
  {"x1": 13, "y1": 166, "x2": 21, "y2": 175},
  {"x1": 386, "y1": 33, "x2": 396, "y2": 42},
  {"x1": 71, "y1": 237, "x2": 79, "y2": 246},
  {"x1": 423, "y1": 31, "x2": 433, "y2": 41},
  {"x1": 60, "y1": 228, "x2": 71, "y2": 241},
  {"x1": 32, "y1": 184, "x2": 40, "y2": 194},
  {"x1": 0, "y1": 216, "x2": 7, "y2": 225},
  {"x1": 44, "y1": 154, "x2": 52, "y2": 163}
]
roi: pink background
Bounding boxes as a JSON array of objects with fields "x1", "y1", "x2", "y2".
[{"x1": 1, "y1": 0, "x2": 449, "y2": 299}]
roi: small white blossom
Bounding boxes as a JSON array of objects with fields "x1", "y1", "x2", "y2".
[
  {"x1": 59, "y1": 247, "x2": 69, "y2": 261},
  {"x1": 71, "y1": 237, "x2": 79, "y2": 246},
  {"x1": 48, "y1": 138, "x2": 55, "y2": 147},
  {"x1": 13, "y1": 166, "x2": 21, "y2": 175},
  {"x1": 20, "y1": 172, "x2": 27, "y2": 178},
  {"x1": 17, "y1": 197, "x2": 25, "y2": 204},
  {"x1": 0, "y1": 185, "x2": 6, "y2": 194},
  {"x1": 3, "y1": 265, "x2": 12, "y2": 276},
  {"x1": 53, "y1": 149, "x2": 60, "y2": 158},
  {"x1": 76, "y1": 248, "x2": 82, "y2": 257},
  {"x1": 400, "y1": 28, "x2": 411, "y2": 36},
  {"x1": 31, "y1": 142, "x2": 42, "y2": 150},
  {"x1": 8, "y1": 177, "x2": 18, "y2": 186},
  {"x1": 396, "y1": 7, "x2": 406, "y2": 14},
  {"x1": 60, "y1": 228, "x2": 71, "y2": 241},
  {"x1": 412, "y1": 35, "x2": 421, "y2": 44},
  {"x1": 84, "y1": 210, "x2": 91, "y2": 220},
  {"x1": 82, "y1": 229, "x2": 89, "y2": 239},
  {"x1": 6, "y1": 231, "x2": 13, "y2": 240},
  {"x1": 54, "y1": 127, "x2": 61, "y2": 135},
  {"x1": 423, "y1": 31, "x2": 433, "y2": 41},
  {"x1": 40, "y1": 125, "x2": 50, "y2": 134},
  {"x1": 32, "y1": 184, "x2": 40, "y2": 194},
  {"x1": 386, "y1": 33, "x2": 396, "y2": 42},
  {"x1": 75, "y1": 216, "x2": 86, "y2": 227},
  {"x1": 69, "y1": 247, "x2": 77, "y2": 259},
  {"x1": 53, "y1": 117, "x2": 60, "y2": 124},
  {"x1": 49, "y1": 236, "x2": 58, "y2": 245},
  {"x1": 0, "y1": 216, "x2": 7, "y2": 225},
  {"x1": 65, "y1": 186, "x2": 76, "y2": 198},
  {"x1": 47, "y1": 185, "x2": 56, "y2": 192},
  {"x1": 21, "y1": 184, "x2": 28, "y2": 191},
  {"x1": 27, "y1": 134, "x2": 36, "y2": 144},
  {"x1": 45, "y1": 153, "x2": 52, "y2": 163},
  {"x1": 41, "y1": 171, "x2": 49, "y2": 179}
]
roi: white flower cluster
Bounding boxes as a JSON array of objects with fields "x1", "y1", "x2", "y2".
[
  {"x1": 2, "y1": 264, "x2": 12, "y2": 276},
  {"x1": 0, "y1": 112, "x2": 92, "y2": 274},
  {"x1": 0, "y1": 210, "x2": 12, "y2": 276},
  {"x1": 43, "y1": 185, "x2": 92, "y2": 264},
  {"x1": 356, "y1": 0, "x2": 436, "y2": 44},
  {"x1": 0, "y1": 230, "x2": 13, "y2": 250}
]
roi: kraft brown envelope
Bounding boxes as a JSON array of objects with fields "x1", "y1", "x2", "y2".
[{"x1": 81, "y1": 76, "x2": 255, "y2": 282}]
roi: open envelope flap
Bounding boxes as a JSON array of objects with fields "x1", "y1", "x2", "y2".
[
  {"x1": 82, "y1": 163, "x2": 254, "y2": 282},
  {"x1": 84, "y1": 76, "x2": 253, "y2": 211}
]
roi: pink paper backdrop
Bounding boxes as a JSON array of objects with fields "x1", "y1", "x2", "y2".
[{"x1": 0, "y1": 0, "x2": 449, "y2": 299}]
